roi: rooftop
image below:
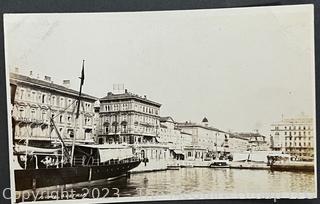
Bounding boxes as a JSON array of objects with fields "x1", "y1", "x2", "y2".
[
  {"x1": 100, "y1": 90, "x2": 161, "y2": 107},
  {"x1": 177, "y1": 121, "x2": 225, "y2": 133},
  {"x1": 10, "y1": 72, "x2": 97, "y2": 101},
  {"x1": 232, "y1": 132, "x2": 266, "y2": 139},
  {"x1": 160, "y1": 116, "x2": 175, "y2": 123}
]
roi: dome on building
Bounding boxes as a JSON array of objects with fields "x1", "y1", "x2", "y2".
[{"x1": 202, "y1": 117, "x2": 208, "y2": 123}]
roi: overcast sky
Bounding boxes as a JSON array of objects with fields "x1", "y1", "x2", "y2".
[{"x1": 4, "y1": 5, "x2": 315, "y2": 136}]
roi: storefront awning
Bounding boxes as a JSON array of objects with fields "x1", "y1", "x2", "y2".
[{"x1": 173, "y1": 149, "x2": 184, "y2": 155}]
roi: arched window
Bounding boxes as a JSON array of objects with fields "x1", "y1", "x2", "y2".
[
  {"x1": 19, "y1": 107, "x2": 25, "y2": 118},
  {"x1": 30, "y1": 109, "x2": 36, "y2": 119},
  {"x1": 52, "y1": 96, "x2": 56, "y2": 106},
  {"x1": 112, "y1": 121, "x2": 118, "y2": 133},
  {"x1": 121, "y1": 121, "x2": 128, "y2": 133},
  {"x1": 42, "y1": 110, "x2": 46, "y2": 120}
]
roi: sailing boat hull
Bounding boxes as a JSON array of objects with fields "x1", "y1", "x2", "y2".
[{"x1": 14, "y1": 160, "x2": 141, "y2": 191}]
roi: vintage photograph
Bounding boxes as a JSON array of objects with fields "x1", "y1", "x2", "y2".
[{"x1": 4, "y1": 4, "x2": 316, "y2": 203}]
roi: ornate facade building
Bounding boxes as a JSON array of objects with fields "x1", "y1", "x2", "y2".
[
  {"x1": 270, "y1": 115, "x2": 314, "y2": 160},
  {"x1": 10, "y1": 71, "x2": 97, "y2": 147},
  {"x1": 97, "y1": 90, "x2": 161, "y2": 145},
  {"x1": 97, "y1": 90, "x2": 170, "y2": 171}
]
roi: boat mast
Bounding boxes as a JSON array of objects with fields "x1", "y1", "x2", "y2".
[
  {"x1": 70, "y1": 60, "x2": 85, "y2": 165},
  {"x1": 50, "y1": 118, "x2": 70, "y2": 160}
]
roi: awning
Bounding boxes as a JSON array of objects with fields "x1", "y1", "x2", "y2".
[
  {"x1": 155, "y1": 136, "x2": 165, "y2": 143},
  {"x1": 173, "y1": 149, "x2": 184, "y2": 155},
  {"x1": 14, "y1": 144, "x2": 60, "y2": 154},
  {"x1": 99, "y1": 148, "x2": 133, "y2": 162}
]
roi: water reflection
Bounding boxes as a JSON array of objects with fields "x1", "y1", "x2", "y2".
[{"x1": 77, "y1": 168, "x2": 315, "y2": 198}]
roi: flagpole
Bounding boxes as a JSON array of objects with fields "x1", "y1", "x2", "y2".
[{"x1": 70, "y1": 60, "x2": 85, "y2": 166}]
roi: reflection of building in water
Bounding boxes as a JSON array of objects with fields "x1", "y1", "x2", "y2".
[
  {"x1": 10, "y1": 70, "x2": 97, "y2": 147},
  {"x1": 270, "y1": 115, "x2": 314, "y2": 160},
  {"x1": 177, "y1": 117, "x2": 230, "y2": 160}
]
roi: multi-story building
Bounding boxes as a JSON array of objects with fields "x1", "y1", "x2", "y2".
[
  {"x1": 158, "y1": 116, "x2": 187, "y2": 160},
  {"x1": 97, "y1": 90, "x2": 161, "y2": 144},
  {"x1": 228, "y1": 134, "x2": 249, "y2": 153},
  {"x1": 158, "y1": 116, "x2": 180, "y2": 146},
  {"x1": 10, "y1": 71, "x2": 97, "y2": 147},
  {"x1": 97, "y1": 90, "x2": 170, "y2": 171},
  {"x1": 177, "y1": 117, "x2": 229, "y2": 160},
  {"x1": 270, "y1": 116, "x2": 314, "y2": 160}
]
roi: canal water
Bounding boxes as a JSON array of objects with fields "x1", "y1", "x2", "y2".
[
  {"x1": 89, "y1": 168, "x2": 315, "y2": 198},
  {"x1": 24, "y1": 168, "x2": 315, "y2": 202}
]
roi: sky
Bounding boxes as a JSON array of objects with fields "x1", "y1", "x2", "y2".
[{"x1": 4, "y1": 5, "x2": 315, "y2": 136}]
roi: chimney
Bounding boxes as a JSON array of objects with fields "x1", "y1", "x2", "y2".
[
  {"x1": 29, "y1": 71, "x2": 33, "y2": 77},
  {"x1": 125, "y1": 89, "x2": 128, "y2": 93},
  {"x1": 63, "y1": 80, "x2": 70, "y2": 88},
  {"x1": 144, "y1": 95, "x2": 147, "y2": 99},
  {"x1": 14, "y1": 67, "x2": 19, "y2": 73},
  {"x1": 44, "y1": 75, "x2": 51, "y2": 82}
]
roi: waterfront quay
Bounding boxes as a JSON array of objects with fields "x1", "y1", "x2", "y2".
[{"x1": 10, "y1": 70, "x2": 315, "y2": 197}]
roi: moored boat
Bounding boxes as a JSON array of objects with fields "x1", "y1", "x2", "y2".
[
  {"x1": 267, "y1": 153, "x2": 314, "y2": 172},
  {"x1": 209, "y1": 160, "x2": 230, "y2": 168},
  {"x1": 14, "y1": 143, "x2": 141, "y2": 191}
]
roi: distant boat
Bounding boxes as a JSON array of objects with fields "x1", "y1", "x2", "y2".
[{"x1": 209, "y1": 160, "x2": 230, "y2": 168}]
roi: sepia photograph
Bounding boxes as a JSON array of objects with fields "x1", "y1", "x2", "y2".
[{"x1": 3, "y1": 4, "x2": 317, "y2": 203}]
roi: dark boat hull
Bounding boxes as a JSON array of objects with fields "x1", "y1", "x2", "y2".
[
  {"x1": 270, "y1": 164, "x2": 314, "y2": 172},
  {"x1": 15, "y1": 161, "x2": 141, "y2": 191}
]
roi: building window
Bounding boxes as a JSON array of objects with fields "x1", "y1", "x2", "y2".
[
  {"x1": 60, "y1": 97, "x2": 64, "y2": 107},
  {"x1": 30, "y1": 109, "x2": 36, "y2": 119},
  {"x1": 19, "y1": 89, "x2": 25, "y2": 100},
  {"x1": 59, "y1": 115, "x2": 63, "y2": 123},
  {"x1": 42, "y1": 94, "x2": 46, "y2": 103},
  {"x1": 32, "y1": 91, "x2": 36, "y2": 101},
  {"x1": 19, "y1": 107, "x2": 25, "y2": 118},
  {"x1": 41, "y1": 110, "x2": 46, "y2": 120},
  {"x1": 52, "y1": 96, "x2": 56, "y2": 106}
]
